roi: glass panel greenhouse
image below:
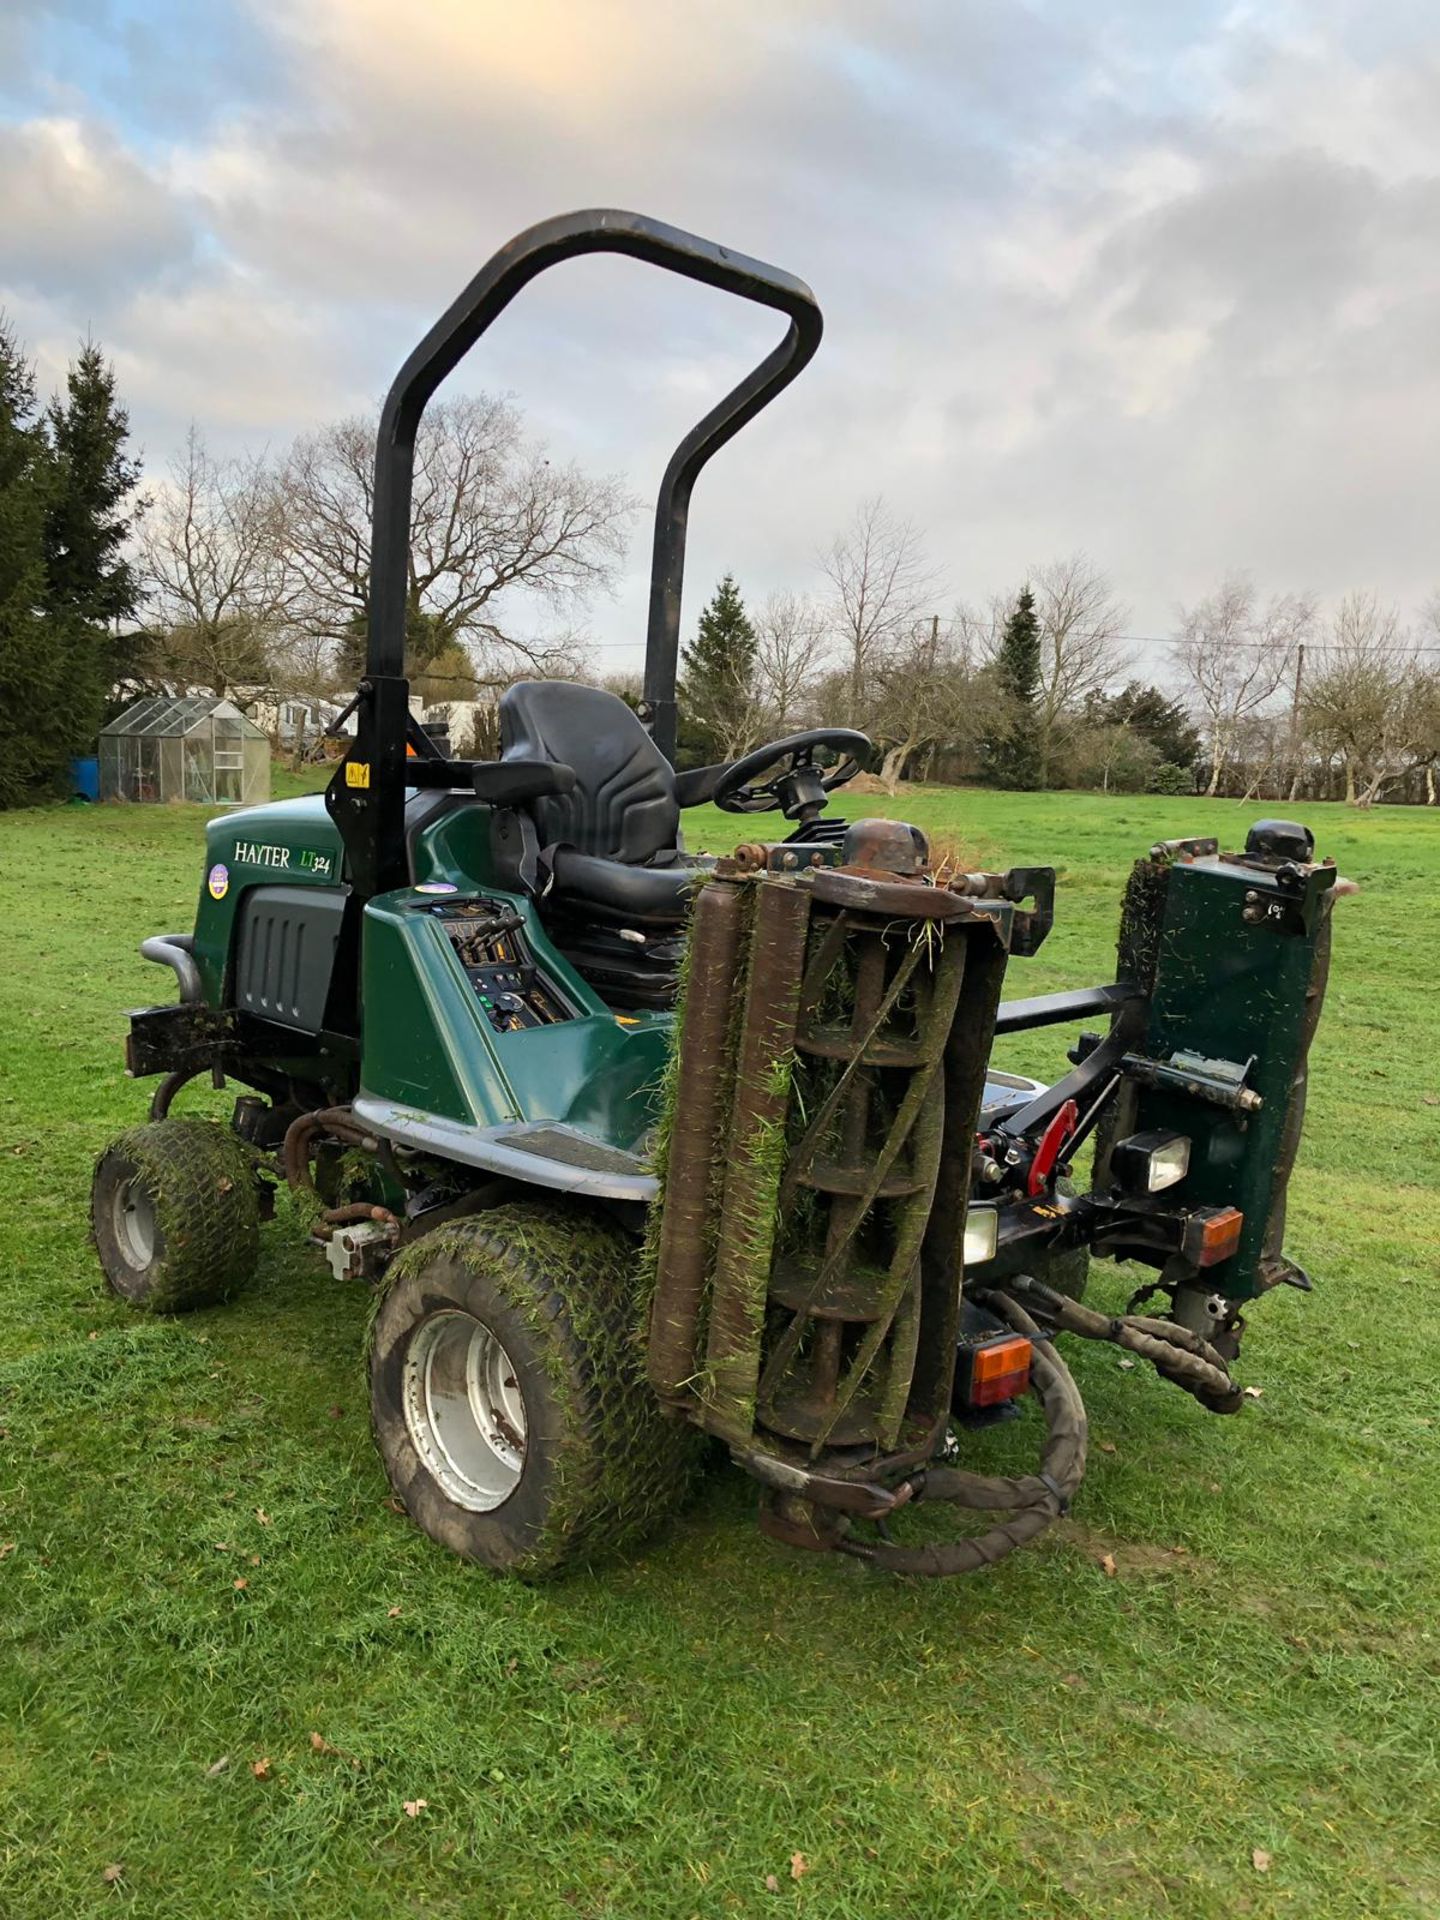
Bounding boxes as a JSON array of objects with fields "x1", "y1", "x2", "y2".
[{"x1": 98, "y1": 696, "x2": 270, "y2": 806}]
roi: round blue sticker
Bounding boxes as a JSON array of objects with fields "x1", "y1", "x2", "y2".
[{"x1": 207, "y1": 863, "x2": 229, "y2": 900}]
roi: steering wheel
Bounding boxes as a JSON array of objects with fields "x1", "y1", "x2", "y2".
[{"x1": 714, "y1": 728, "x2": 873, "y2": 818}]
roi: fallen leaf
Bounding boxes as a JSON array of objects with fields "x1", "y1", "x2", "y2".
[
  {"x1": 1243, "y1": 1385, "x2": 1264, "y2": 1400},
  {"x1": 255, "y1": 1508, "x2": 272, "y2": 1526},
  {"x1": 205, "y1": 1755, "x2": 231, "y2": 1777},
  {"x1": 101, "y1": 1863, "x2": 124, "y2": 1885},
  {"x1": 88, "y1": 1330, "x2": 99, "y2": 1341},
  {"x1": 1099, "y1": 1552, "x2": 1118, "y2": 1577},
  {"x1": 387, "y1": 1605, "x2": 402, "y2": 1618},
  {"x1": 327, "y1": 1404, "x2": 344, "y2": 1420},
  {"x1": 1061, "y1": 1672, "x2": 1083, "y2": 1687},
  {"x1": 252, "y1": 1757, "x2": 272, "y2": 1780},
  {"x1": 1117, "y1": 1357, "x2": 1136, "y2": 1371},
  {"x1": 1099, "y1": 1441, "x2": 1117, "y2": 1454},
  {"x1": 249, "y1": 1554, "x2": 261, "y2": 1566},
  {"x1": 764, "y1": 1874, "x2": 780, "y2": 1893},
  {"x1": 1252, "y1": 1848, "x2": 1272, "y2": 1873},
  {"x1": 0, "y1": 1542, "x2": 16, "y2": 1561},
  {"x1": 384, "y1": 1497, "x2": 405, "y2": 1515},
  {"x1": 402, "y1": 1798, "x2": 428, "y2": 1818},
  {"x1": 218, "y1": 1176, "x2": 234, "y2": 1194},
  {"x1": 213, "y1": 1543, "x2": 229, "y2": 1552},
  {"x1": 790, "y1": 1852, "x2": 809, "y2": 1881},
  {"x1": 310, "y1": 1731, "x2": 336, "y2": 1754},
  {"x1": 233, "y1": 1576, "x2": 248, "y2": 1590}
]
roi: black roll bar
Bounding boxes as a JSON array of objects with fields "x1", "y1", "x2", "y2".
[
  {"x1": 370, "y1": 208, "x2": 822, "y2": 757},
  {"x1": 331, "y1": 209, "x2": 822, "y2": 908}
]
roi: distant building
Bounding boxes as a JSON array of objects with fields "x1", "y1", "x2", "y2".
[{"x1": 99, "y1": 695, "x2": 270, "y2": 805}]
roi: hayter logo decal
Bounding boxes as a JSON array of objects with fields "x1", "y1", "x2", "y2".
[
  {"x1": 207, "y1": 863, "x2": 229, "y2": 900},
  {"x1": 233, "y1": 839, "x2": 291, "y2": 869},
  {"x1": 230, "y1": 840, "x2": 333, "y2": 879}
]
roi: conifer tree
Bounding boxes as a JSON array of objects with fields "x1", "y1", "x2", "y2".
[
  {"x1": 44, "y1": 339, "x2": 143, "y2": 728},
  {"x1": 0, "y1": 319, "x2": 72, "y2": 807},
  {"x1": 983, "y1": 586, "x2": 1042, "y2": 789},
  {"x1": 678, "y1": 572, "x2": 757, "y2": 764},
  {"x1": 44, "y1": 341, "x2": 142, "y2": 630}
]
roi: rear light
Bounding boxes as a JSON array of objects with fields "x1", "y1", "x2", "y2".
[
  {"x1": 963, "y1": 1204, "x2": 998, "y2": 1268},
  {"x1": 1196, "y1": 1206, "x2": 1243, "y2": 1266},
  {"x1": 957, "y1": 1334, "x2": 1033, "y2": 1409},
  {"x1": 1112, "y1": 1128, "x2": 1191, "y2": 1194}
]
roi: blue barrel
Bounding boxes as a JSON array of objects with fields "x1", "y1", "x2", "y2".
[{"x1": 71, "y1": 756, "x2": 100, "y2": 802}]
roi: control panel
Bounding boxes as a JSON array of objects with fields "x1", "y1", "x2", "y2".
[{"x1": 418, "y1": 896, "x2": 572, "y2": 1034}]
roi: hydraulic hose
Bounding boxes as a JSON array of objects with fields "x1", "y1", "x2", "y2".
[
  {"x1": 149, "y1": 1067, "x2": 206, "y2": 1120},
  {"x1": 1004, "y1": 1274, "x2": 1243, "y2": 1415},
  {"x1": 282, "y1": 1105, "x2": 376, "y2": 1191},
  {"x1": 839, "y1": 1293, "x2": 1088, "y2": 1576}
]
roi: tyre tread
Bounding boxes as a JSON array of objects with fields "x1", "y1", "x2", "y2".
[{"x1": 92, "y1": 1119, "x2": 260, "y2": 1312}]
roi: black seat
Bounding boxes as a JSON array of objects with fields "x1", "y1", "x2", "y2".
[{"x1": 495, "y1": 682, "x2": 714, "y2": 1006}]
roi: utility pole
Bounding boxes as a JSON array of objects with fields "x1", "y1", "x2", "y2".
[{"x1": 1287, "y1": 641, "x2": 1305, "y2": 801}]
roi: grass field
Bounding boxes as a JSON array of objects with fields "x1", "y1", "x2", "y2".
[{"x1": 1, "y1": 777, "x2": 1437, "y2": 1919}]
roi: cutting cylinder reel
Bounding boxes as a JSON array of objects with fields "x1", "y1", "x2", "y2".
[{"x1": 645, "y1": 836, "x2": 1039, "y2": 1556}]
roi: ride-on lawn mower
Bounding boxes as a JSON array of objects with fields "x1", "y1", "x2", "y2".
[{"x1": 94, "y1": 212, "x2": 1340, "y2": 1578}]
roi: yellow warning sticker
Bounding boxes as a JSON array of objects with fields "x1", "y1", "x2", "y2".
[{"x1": 345, "y1": 761, "x2": 371, "y2": 789}]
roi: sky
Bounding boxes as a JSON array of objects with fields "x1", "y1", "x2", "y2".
[{"x1": 5, "y1": 0, "x2": 1440, "y2": 678}]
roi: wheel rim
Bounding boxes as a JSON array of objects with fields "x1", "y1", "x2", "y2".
[
  {"x1": 112, "y1": 1176, "x2": 157, "y2": 1268},
  {"x1": 402, "y1": 1310, "x2": 527, "y2": 1511}
]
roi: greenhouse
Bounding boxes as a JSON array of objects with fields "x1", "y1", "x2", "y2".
[{"x1": 98, "y1": 695, "x2": 270, "y2": 806}]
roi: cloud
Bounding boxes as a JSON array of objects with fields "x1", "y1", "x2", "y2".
[
  {"x1": 0, "y1": 114, "x2": 193, "y2": 302},
  {"x1": 7, "y1": 0, "x2": 1440, "y2": 666}
]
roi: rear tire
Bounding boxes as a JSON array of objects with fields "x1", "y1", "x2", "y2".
[
  {"x1": 369, "y1": 1202, "x2": 699, "y2": 1577},
  {"x1": 92, "y1": 1119, "x2": 260, "y2": 1312}
]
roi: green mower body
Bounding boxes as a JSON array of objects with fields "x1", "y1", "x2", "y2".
[{"x1": 191, "y1": 795, "x2": 668, "y2": 1182}]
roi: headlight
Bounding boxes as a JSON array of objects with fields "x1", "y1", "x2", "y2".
[
  {"x1": 1112, "y1": 1129, "x2": 1191, "y2": 1194},
  {"x1": 963, "y1": 1204, "x2": 998, "y2": 1267}
]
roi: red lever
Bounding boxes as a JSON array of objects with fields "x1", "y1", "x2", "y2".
[{"x1": 1027, "y1": 1099, "x2": 1078, "y2": 1197}]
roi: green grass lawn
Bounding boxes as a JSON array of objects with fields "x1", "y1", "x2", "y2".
[{"x1": 1, "y1": 780, "x2": 1437, "y2": 1919}]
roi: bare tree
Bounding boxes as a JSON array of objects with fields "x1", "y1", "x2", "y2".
[
  {"x1": 953, "y1": 594, "x2": 1010, "y2": 661},
  {"x1": 279, "y1": 393, "x2": 634, "y2": 687},
  {"x1": 865, "y1": 614, "x2": 998, "y2": 789},
  {"x1": 753, "y1": 590, "x2": 829, "y2": 732},
  {"x1": 1304, "y1": 592, "x2": 1439, "y2": 806},
  {"x1": 820, "y1": 498, "x2": 936, "y2": 727},
  {"x1": 1172, "y1": 575, "x2": 1314, "y2": 796},
  {"x1": 140, "y1": 427, "x2": 290, "y2": 697},
  {"x1": 1028, "y1": 554, "x2": 1132, "y2": 784}
]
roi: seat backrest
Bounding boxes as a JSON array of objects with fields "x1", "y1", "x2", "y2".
[{"x1": 498, "y1": 681, "x2": 680, "y2": 863}]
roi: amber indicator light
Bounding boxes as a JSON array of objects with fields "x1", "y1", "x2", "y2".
[
  {"x1": 960, "y1": 1334, "x2": 1033, "y2": 1409},
  {"x1": 1197, "y1": 1207, "x2": 1244, "y2": 1266}
]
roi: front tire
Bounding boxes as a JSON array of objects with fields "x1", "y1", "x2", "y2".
[
  {"x1": 369, "y1": 1203, "x2": 698, "y2": 1577},
  {"x1": 92, "y1": 1119, "x2": 260, "y2": 1312}
]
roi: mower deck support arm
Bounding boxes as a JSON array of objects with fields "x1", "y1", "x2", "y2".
[{"x1": 993, "y1": 982, "x2": 1141, "y2": 1036}]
